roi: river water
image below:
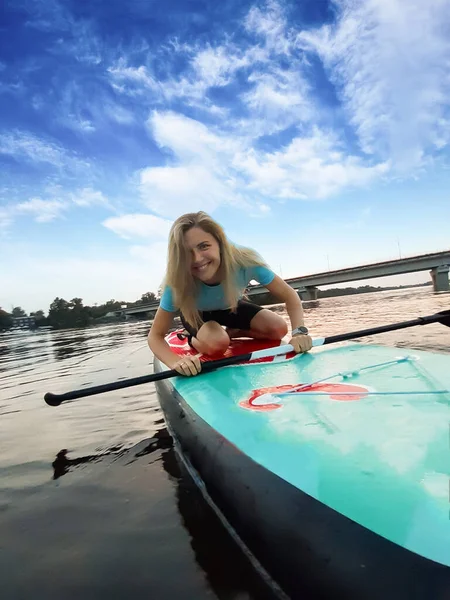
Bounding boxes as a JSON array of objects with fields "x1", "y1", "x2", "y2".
[{"x1": 1, "y1": 287, "x2": 449, "y2": 599}]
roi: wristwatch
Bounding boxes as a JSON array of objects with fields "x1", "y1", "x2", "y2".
[{"x1": 292, "y1": 326, "x2": 309, "y2": 336}]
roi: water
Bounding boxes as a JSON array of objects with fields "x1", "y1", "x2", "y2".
[{"x1": 0, "y1": 288, "x2": 448, "y2": 599}]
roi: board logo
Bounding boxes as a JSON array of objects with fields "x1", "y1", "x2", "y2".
[{"x1": 240, "y1": 382, "x2": 369, "y2": 411}]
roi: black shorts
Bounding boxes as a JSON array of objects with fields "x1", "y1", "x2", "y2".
[{"x1": 180, "y1": 300, "x2": 263, "y2": 338}]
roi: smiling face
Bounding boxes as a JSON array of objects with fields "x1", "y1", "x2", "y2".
[{"x1": 184, "y1": 226, "x2": 221, "y2": 284}]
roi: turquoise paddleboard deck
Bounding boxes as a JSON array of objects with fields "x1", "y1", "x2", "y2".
[{"x1": 154, "y1": 333, "x2": 450, "y2": 600}]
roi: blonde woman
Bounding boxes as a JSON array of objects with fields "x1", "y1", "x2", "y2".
[{"x1": 148, "y1": 211, "x2": 312, "y2": 376}]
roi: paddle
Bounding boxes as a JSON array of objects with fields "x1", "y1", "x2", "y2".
[{"x1": 44, "y1": 310, "x2": 450, "y2": 407}]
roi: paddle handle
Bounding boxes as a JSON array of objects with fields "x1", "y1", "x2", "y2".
[{"x1": 44, "y1": 369, "x2": 180, "y2": 406}]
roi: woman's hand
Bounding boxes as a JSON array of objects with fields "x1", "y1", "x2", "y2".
[
  {"x1": 289, "y1": 334, "x2": 313, "y2": 354},
  {"x1": 172, "y1": 354, "x2": 202, "y2": 376}
]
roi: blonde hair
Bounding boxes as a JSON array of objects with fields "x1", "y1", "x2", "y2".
[{"x1": 163, "y1": 211, "x2": 267, "y2": 329}]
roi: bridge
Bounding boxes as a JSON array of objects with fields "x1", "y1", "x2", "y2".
[
  {"x1": 120, "y1": 250, "x2": 449, "y2": 319},
  {"x1": 248, "y1": 250, "x2": 450, "y2": 303}
]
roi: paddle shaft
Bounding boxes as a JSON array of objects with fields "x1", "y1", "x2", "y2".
[
  {"x1": 44, "y1": 310, "x2": 450, "y2": 406},
  {"x1": 322, "y1": 313, "x2": 444, "y2": 344}
]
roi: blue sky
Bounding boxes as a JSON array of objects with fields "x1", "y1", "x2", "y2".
[{"x1": 1, "y1": 0, "x2": 449, "y2": 313}]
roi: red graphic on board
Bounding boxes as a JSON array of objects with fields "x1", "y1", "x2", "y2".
[{"x1": 240, "y1": 382, "x2": 369, "y2": 411}]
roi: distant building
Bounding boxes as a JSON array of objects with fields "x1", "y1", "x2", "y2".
[{"x1": 12, "y1": 316, "x2": 36, "y2": 329}]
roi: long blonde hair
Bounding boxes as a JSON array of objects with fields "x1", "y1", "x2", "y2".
[{"x1": 163, "y1": 211, "x2": 267, "y2": 329}]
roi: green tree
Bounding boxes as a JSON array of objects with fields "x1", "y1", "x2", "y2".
[
  {"x1": 70, "y1": 298, "x2": 91, "y2": 328},
  {"x1": 47, "y1": 298, "x2": 91, "y2": 329},
  {"x1": 30, "y1": 310, "x2": 45, "y2": 319},
  {"x1": 0, "y1": 309, "x2": 12, "y2": 330},
  {"x1": 12, "y1": 306, "x2": 27, "y2": 317},
  {"x1": 48, "y1": 298, "x2": 72, "y2": 329},
  {"x1": 29, "y1": 309, "x2": 47, "y2": 327},
  {"x1": 88, "y1": 299, "x2": 125, "y2": 319},
  {"x1": 138, "y1": 292, "x2": 157, "y2": 305}
]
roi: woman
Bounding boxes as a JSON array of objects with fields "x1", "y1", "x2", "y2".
[{"x1": 148, "y1": 211, "x2": 312, "y2": 376}]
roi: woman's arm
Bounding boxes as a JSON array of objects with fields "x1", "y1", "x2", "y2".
[
  {"x1": 264, "y1": 275, "x2": 306, "y2": 331},
  {"x1": 148, "y1": 308, "x2": 201, "y2": 376},
  {"x1": 264, "y1": 275, "x2": 312, "y2": 353}
]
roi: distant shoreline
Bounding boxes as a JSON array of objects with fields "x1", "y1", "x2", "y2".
[
  {"x1": 1, "y1": 282, "x2": 434, "y2": 332},
  {"x1": 315, "y1": 281, "x2": 431, "y2": 299}
]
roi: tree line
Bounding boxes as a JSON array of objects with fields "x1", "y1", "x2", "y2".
[
  {"x1": 1, "y1": 281, "x2": 431, "y2": 332},
  {"x1": 0, "y1": 291, "x2": 158, "y2": 331}
]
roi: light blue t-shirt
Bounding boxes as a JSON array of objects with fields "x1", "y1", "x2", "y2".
[{"x1": 160, "y1": 265, "x2": 275, "y2": 313}]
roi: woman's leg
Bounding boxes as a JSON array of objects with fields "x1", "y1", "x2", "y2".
[
  {"x1": 180, "y1": 312, "x2": 231, "y2": 356},
  {"x1": 191, "y1": 321, "x2": 230, "y2": 355},
  {"x1": 227, "y1": 308, "x2": 288, "y2": 341}
]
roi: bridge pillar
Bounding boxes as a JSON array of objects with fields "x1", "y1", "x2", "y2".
[
  {"x1": 296, "y1": 286, "x2": 318, "y2": 301},
  {"x1": 430, "y1": 265, "x2": 449, "y2": 292}
]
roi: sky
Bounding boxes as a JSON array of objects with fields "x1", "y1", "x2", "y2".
[{"x1": 1, "y1": 0, "x2": 450, "y2": 314}]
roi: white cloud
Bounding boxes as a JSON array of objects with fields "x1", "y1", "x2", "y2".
[
  {"x1": 70, "y1": 187, "x2": 109, "y2": 207},
  {"x1": 0, "y1": 130, "x2": 89, "y2": 171},
  {"x1": 103, "y1": 101, "x2": 135, "y2": 125},
  {"x1": 107, "y1": 3, "x2": 313, "y2": 138},
  {"x1": 0, "y1": 186, "x2": 111, "y2": 230},
  {"x1": 139, "y1": 164, "x2": 236, "y2": 218},
  {"x1": 297, "y1": 0, "x2": 450, "y2": 172},
  {"x1": 139, "y1": 111, "x2": 247, "y2": 217},
  {"x1": 192, "y1": 44, "x2": 251, "y2": 87},
  {"x1": 242, "y1": 68, "x2": 313, "y2": 135},
  {"x1": 66, "y1": 20, "x2": 102, "y2": 65},
  {"x1": 102, "y1": 213, "x2": 172, "y2": 240},
  {"x1": 14, "y1": 198, "x2": 67, "y2": 222},
  {"x1": 237, "y1": 129, "x2": 389, "y2": 199},
  {"x1": 24, "y1": 0, "x2": 103, "y2": 65},
  {"x1": 106, "y1": 0, "x2": 450, "y2": 176},
  {"x1": 109, "y1": 44, "x2": 250, "y2": 99},
  {"x1": 0, "y1": 80, "x2": 25, "y2": 97},
  {"x1": 148, "y1": 110, "x2": 238, "y2": 163},
  {"x1": 56, "y1": 81, "x2": 97, "y2": 133},
  {"x1": 107, "y1": 31, "x2": 265, "y2": 119},
  {"x1": 244, "y1": 0, "x2": 292, "y2": 55},
  {"x1": 108, "y1": 57, "x2": 229, "y2": 119},
  {"x1": 55, "y1": 79, "x2": 135, "y2": 133},
  {"x1": 107, "y1": 60, "x2": 161, "y2": 96},
  {"x1": 138, "y1": 110, "x2": 388, "y2": 219},
  {"x1": 0, "y1": 131, "x2": 66, "y2": 167}
]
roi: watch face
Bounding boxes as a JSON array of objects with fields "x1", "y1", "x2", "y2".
[{"x1": 295, "y1": 326, "x2": 308, "y2": 334}]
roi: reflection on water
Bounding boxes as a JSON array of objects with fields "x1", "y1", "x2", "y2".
[
  {"x1": 0, "y1": 287, "x2": 449, "y2": 599},
  {"x1": 52, "y1": 448, "x2": 102, "y2": 480}
]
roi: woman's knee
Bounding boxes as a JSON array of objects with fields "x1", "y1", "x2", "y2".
[
  {"x1": 252, "y1": 311, "x2": 288, "y2": 339},
  {"x1": 268, "y1": 320, "x2": 288, "y2": 339},
  {"x1": 197, "y1": 322, "x2": 230, "y2": 355}
]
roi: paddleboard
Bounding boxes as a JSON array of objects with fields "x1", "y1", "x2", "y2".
[{"x1": 156, "y1": 331, "x2": 450, "y2": 598}]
